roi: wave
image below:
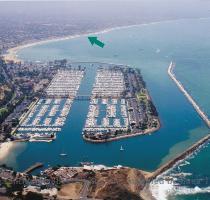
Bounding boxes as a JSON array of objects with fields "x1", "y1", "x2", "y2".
[
  {"x1": 175, "y1": 186, "x2": 210, "y2": 195},
  {"x1": 150, "y1": 181, "x2": 210, "y2": 200},
  {"x1": 150, "y1": 179, "x2": 177, "y2": 200},
  {"x1": 150, "y1": 141, "x2": 210, "y2": 200}
]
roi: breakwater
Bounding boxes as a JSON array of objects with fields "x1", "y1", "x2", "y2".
[
  {"x1": 149, "y1": 134, "x2": 210, "y2": 180},
  {"x1": 168, "y1": 62, "x2": 210, "y2": 127},
  {"x1": 23, "y1": 162, "x2": 43, "y2": 174}
]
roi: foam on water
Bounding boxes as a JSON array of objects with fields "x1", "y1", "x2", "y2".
[
  {"x1": 175, "y1": 186, "x2": 210, "y2": 195},
  {"x1": 150, "y1": 182, "x2": 210, "y2": 200},
  {"x1": 150, "y1": 179, "x2": 177, "y2": 200},
  {"x1": 149, "y1": 140, "x2": 210, "y2": 199}
]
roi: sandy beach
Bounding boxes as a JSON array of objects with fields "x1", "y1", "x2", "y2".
[
  {"x1": 3, "y1": 26, "x2": 135, "y2": 63},
  {"x1": 3, "y1": 18, "x2": 191, "y2": 63},
  {"x1": 0, "y1": 141, "x2": 15, "y2": 161}
]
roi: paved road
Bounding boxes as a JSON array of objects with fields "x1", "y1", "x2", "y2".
[{"x1": 62, "y1": 178, "x2": 91, "y2": 199}]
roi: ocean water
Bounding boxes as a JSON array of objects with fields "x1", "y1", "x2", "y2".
[{"x1": 3, "y1": 18, "x2": 210, "y2": 199}]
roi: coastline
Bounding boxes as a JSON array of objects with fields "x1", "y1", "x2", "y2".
[
  {"x1": 4, "y1": 17, "x2": 210, "y2": 63},
  {"x1": 3, "y1": 22, "x2": 160, "y2": 63},
  {"x1": 3, "y1": 24, "x2": 145, "y2": 63}
]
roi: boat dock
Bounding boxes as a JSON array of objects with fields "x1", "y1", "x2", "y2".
[
  {"x1": 14, "y1": 69, "x2": 85, "y2": 142},
  {"x1": 23, "y1": 162, "x2": 44, "y2": 174},
  {"x1": 168, "y1": 62, "x2": 210, "y2": 127}
]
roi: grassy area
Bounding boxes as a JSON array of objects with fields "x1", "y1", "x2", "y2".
[
  {"x1": 0, "y1": 108, "x2": 8, "y2": 117},
  {"x1": 136, "y1": 91, "x2": 147, "y2": 103}
]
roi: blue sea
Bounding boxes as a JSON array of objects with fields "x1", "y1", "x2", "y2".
[{"x1": 3, "y1": 18, "x2": 210, "y2": 199}]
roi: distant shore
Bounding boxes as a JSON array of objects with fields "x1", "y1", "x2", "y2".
[
  {"x1": 3, "y1": 23, "x2": 156, "y2": 63},
  {"x1": 4, "y1": 17, "x2": 210, "y2": 64},
  {"x1": 3, "y1": 25, "x2": 140, "y2": 63},
  {"x1": 4, "y1": 18, "x2": 206, "y2": 63}
]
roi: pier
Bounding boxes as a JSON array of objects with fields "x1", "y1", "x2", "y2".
[
  {"x1": 168, "y1": 62, "x2": 210, "y2": 127},
  {"x1": 23, "y1": 162, "x2": 44, "y2": 174}
]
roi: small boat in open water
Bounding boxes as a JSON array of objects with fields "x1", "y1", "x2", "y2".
[
  {"x1": 120, "y1": 145, "x2": 124, "y2": 151},
  {"x1": 60, "y1": 153, "x2": 67, "y2": 156}
]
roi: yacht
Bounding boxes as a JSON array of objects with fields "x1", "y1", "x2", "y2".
[{"x1": 60, "y1": 153, "x2": 67, "y2": 156}]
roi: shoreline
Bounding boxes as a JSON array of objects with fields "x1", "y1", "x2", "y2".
[
  {"x1": 4, "y1": 17, "x2": 210, "y2": 63},
  {"x1": 0, "y1": 141, "x2": 15, "y2": 161},
  {"x1": 3, "y1": 22, "x2": 163, "y2": 63},
  {"x1": 168, "y1": 62, "x2": 210, "y2": 127},
  {"x1": 3, "y1": 23, "x2": 152, "y2": 63}
]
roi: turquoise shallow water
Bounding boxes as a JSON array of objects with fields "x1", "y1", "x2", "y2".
[{"x1": 3, "y1": 18, "x2": 210, "y2": 199}]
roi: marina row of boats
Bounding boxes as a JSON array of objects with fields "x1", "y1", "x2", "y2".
[
  {"x1": 20, "y1": 98, "x2": 73, "y2": 127},
  {"x1": 92, "y1": 69, "x2": 125, "y2": 98},
  {"x1": 46, "y1": 69, "x2": 84, "y2": 97},
  {"x1": 84, "y1": 68, "x2": 130, "y2": 135},
  {"x1": 15, "y1": 69, "x2": 84, "y2": 142}
]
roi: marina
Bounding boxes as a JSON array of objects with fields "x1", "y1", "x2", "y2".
[
  {"x1": 83, "y1": 66, "x2": 160, "y2": 142},
  {"x1": 92, "y1": 67, "x2": 125, "y2": 98},
  {"x1": 13, "y1": 63, "x2": 159, "y2": 143},
  {"x1": 84, "y1": 97, "x2": 129, "y2": 132},
  {"x1": 45, "y1": 70, "x2": 84, "y2": 98},
  {"x1": 14, "y1": 69, "x2": 84, "y2": 142}
]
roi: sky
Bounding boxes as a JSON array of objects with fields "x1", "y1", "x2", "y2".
[{"x1": 0, "y1": 0, "x2": 210, "y2": 24}]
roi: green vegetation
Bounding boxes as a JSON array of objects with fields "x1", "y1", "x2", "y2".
[
  {"x1": 136, "y1": 91, "x2": 147, "y2": 103},
  {"x1": 0, "y1": 107, "x2": 10, "y2": 123},
  {"x1": 0, "y1": 108, "x2": 8, "y2": 117}
]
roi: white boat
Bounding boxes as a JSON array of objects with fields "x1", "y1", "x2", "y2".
[
  {"x1": 120, "y1": 145, "x2": 124, "y2": 151},
  {"x1": 60, "y1": 153, "x2": 67, "y2": 156}
]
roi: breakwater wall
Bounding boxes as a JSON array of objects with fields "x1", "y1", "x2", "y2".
[
  {"x1": 23, "y1": 162, "x2": 43, "y2": 174},
  {"x1": 149, "y1": 133, "x2": 210, "y2": 181},
  {"x1": 168, "y1": 62, "x2": 210, "y2": 127}
]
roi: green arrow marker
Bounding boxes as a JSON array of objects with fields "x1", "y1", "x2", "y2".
[{"x1": 88, "y1": 36, "x2": 105, "y2": 48}]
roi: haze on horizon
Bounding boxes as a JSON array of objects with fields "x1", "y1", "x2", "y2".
[
  {"x1": 1, "y1": 0, "x2": 210, "y2": 54},
  {"x1": 1, "y1": 0, "x2": 210, "y2": 21}
]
